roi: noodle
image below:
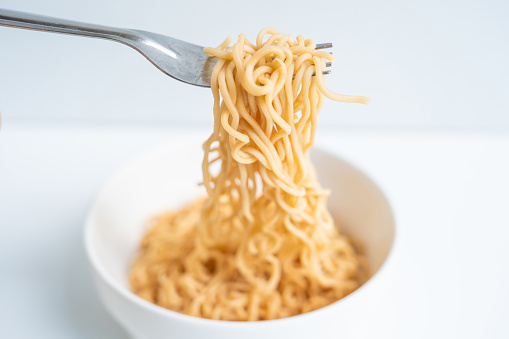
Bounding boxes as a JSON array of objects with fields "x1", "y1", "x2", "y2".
[{"x1": 129, "y1": 28, "x2": 370, "y2": 321}]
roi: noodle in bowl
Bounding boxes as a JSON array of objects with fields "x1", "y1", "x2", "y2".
[{"x1": 85, "y1": 136, "x2": 396, "y2": 339}]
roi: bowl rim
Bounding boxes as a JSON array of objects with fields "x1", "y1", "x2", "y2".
[{"x1": 84, "y1": 142, "x2": 397, "y2": 329}]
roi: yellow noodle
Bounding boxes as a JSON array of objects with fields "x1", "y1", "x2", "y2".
[{"x1": 130, "y1": 28, "x2": 370, "y2": 321}]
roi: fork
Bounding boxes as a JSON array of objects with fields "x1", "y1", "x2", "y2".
[{"x1": 0, "y1": 8, "x2": 332, "y2": 88}]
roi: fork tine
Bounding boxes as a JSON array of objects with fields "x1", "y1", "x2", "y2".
[
  {"x1": 309, "y1": 70, "x2": 331, "y2": 78},
  {"x1": 316, "y1": 43, "x2": 333, "y2": 50},
  {"x1": 316, "y1": 43, "x2": 333, "y2": 69},
  {"x1": 294, "y1": 69, "x2": 331, "y2": 80}
]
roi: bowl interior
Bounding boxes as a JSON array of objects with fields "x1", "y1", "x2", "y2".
[
  {"x1": 86, "y1": 140, "x2": 394, "y2": 296},
  {"x1": 312, "y1": 149, "x2": 395, "y2": 273}
]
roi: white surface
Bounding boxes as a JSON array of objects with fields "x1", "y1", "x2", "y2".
[
  {"x1": 1, "y1": 123, "x2": 508, "y2": 338},
  {"x1": 0, "y1": 0, "x2": 508, "y2": 131},
  {"x1": 85, "y1": 141, "x2": 395, "y2": 339}
]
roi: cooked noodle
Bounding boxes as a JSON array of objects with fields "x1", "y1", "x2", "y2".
[{"x1": 129, "y1": 28, "x2": 370, "y2": 321}]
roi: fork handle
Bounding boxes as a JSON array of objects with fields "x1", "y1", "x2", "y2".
[{"x1": 0, "y1": 8, "x2": 130, "y2": 43}]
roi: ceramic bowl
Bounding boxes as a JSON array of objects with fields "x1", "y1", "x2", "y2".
[{"x1": 85, "y1": 138, "x2": 396, "y2": 339}]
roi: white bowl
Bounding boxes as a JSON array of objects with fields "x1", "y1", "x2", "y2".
[{"x1": 85, "y1": 139, "x2": 396, "y2": 339}]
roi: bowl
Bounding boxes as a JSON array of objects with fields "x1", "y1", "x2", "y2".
[{"x1": 85, "y1": 138, "x2": 396, "y2": 339}]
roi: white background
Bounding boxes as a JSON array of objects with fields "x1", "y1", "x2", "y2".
[
  {"x1": 0, "y1": 0, "x2": 508, "y2": 131},
  {"x1": 1, "y1": 0, "x2": 509, "y2": 338}
]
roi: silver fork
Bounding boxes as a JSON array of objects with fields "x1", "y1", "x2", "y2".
[{"x1": 0, "y1": 8, "x2": 332, "y2": 88}]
